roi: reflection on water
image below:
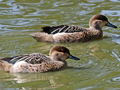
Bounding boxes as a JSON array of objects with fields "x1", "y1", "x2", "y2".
[{"x1": 0, "y1": 0, "x2": 120, "y2": 90}]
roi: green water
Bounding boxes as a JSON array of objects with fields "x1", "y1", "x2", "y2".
[{"x1": 0, "y1": 0, "x2": 120, "y2": 90}]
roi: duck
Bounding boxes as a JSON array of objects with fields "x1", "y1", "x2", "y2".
[
  {"x1": 29, "y1": 14, "x2": 117, "y2": 43},
  {"x1": 0, "y1": 46, "x2": 80, "y2": 73}
]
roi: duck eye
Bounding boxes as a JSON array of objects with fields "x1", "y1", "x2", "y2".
[{"x1": 56, "y1": 53, "x2": 59, "y2": 56}]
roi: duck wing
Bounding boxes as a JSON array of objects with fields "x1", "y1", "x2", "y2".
[
  {"x1": 0, "y1": 53, "x2": 50, "y2": 64},
  {"x1": 41, "y1": 25, "x2": 86, "y2": 34}
]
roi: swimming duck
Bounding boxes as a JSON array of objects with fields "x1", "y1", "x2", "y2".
[
  {"x1": 30, "y1": 14, "x2": 117, "y2": 43},
  {"x1": 0, "y1": 46, "x2": 80, "y2": 73}
]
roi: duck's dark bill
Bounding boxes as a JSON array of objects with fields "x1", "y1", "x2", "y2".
[
  {"x1": 106, "y1": 22, "x2": 117, "y2": 28},
  {"x1": 68, "y1": 55, "x2": 80, "y2": 60}
]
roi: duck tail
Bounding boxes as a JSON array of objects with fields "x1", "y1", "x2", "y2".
[
  {"x1": 29, "y1": 32, "x2": 54, "y2": 42},
  {"x1": 0, "y1": 60, "x2": 12, "y2": 72}
]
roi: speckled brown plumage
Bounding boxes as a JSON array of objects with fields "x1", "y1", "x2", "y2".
[
  {"x1": 30, "y1": 14, "x2": 117, "y2": 43},
  {"x1": 0, "y1": 46, "x2": 80, "y2": 73}
]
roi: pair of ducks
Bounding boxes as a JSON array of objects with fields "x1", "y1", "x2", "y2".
[{"x1": 0, "y1": 14, "x2": 117, "y2": 73}]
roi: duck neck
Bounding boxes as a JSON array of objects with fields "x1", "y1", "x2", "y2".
[
  {"x1": 89, "y1": 26, "x2": 103, "y2": 36},
  {"x1": 49, "y1": 56, "x2": 67, "y2": 69},
  {"x1": 89, "y1": 25, "x2": 102, "y2": 31}
]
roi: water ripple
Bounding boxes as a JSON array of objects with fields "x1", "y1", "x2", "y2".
[
  {"x1": 101, "y1": 10, "x2": 120, "y2": 16},
  {"x1": 112, "y1": 77, "x2": 120, "y2": 82},
  {"x1": 0, "y1": 0, "x2": 120, "y2": 90}
]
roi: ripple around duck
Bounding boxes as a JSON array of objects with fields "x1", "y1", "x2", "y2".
[{"x1": 112, "y1": 38, "x2": 120, "y2": 45}]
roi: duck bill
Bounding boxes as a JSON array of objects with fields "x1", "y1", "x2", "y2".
[
  {"x1": 68, "y1": 55, "x2": 80, "y2": 60},
  {"x1": 106, "y1": 22, "x2": 117, "y2": 28}
]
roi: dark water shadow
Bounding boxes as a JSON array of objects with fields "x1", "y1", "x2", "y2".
[{"x1": 67, "y1": 66, "x2": 91, "y2": 70}]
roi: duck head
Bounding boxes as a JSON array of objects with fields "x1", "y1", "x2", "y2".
[
  {"x1": 49, "y1": 46, "x2": 80, "y2": 61},
  {"x1": 89, "y1": 14, "x2": 117, "y2": 29}
]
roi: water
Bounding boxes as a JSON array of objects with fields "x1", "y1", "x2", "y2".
[{"x1": 0, "y1": 0, "x2": 120, "y2": 90}]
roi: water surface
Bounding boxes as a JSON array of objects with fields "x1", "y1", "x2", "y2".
[{"x1": 0, "y1": 0, "x2": 120, "y2": 90}]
